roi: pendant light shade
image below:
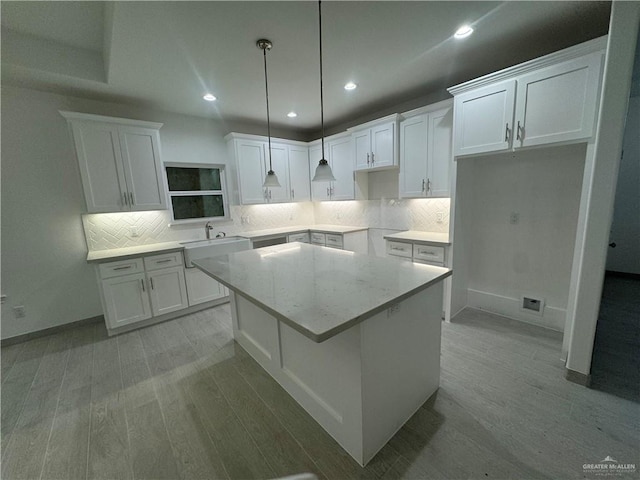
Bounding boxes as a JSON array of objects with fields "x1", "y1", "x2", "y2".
[
  {"x1": 311, "y1": 0, "x2": 336, "y2": 183},
  {"x1": 258, "y1": 38, "x2": 281, "y2": 188}
]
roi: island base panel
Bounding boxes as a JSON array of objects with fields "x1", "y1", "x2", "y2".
[{"x1": 229, "y1": 283, "x2": 444, "y2": 466}]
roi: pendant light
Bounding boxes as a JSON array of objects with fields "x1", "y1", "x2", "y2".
[
  {"x1": 311, "y1": 0, "x2": 336, "y2": 182},
  {"x1": 258, "y1": 39, "x2": 281, "y2": 188}
]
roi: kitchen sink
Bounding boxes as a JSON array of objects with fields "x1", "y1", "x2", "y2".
[{"x1": 181, "y1": 236, "x2": 252, "y2": 267}]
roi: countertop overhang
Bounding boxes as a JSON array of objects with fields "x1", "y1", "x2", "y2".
[
  {"x1": 193, "y1": 243, "x2": 452, "y2": 343},
  {"x1": 383, "y1": 230, "x2": 450, "y2": 245}
]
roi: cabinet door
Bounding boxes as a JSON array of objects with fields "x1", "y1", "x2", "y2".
[
  {"x1": 427, "y1": 107, "x2": 453, "y2": 197},
  {"x1": 514, "y1": 53, "x2": 603, "y2": 148},
  {"x1": 147, "y1": 266, "x2": 188, "y2": 317},
  {"x1": 236, "y1": 140, "x2": 267, "y2": 204},
  {"x1": 265, "y1": 143, "x2": 290, "y2": 203},
  {"x1": 71, "y1": 121, "x2": 128, "y2": 212},
  {"x1": 119, "y1": 127, "x2": 167, "y2": 211},
  {"x1": 453, "y1": 80, "x2": 516, "y2": 157},
  {"x1": 102, "y1": 273, "x2": 152, "y2": 329},
  {"x1": 370, "y1": 122, "x2": 396, "y2": 168},
  {"x1": 353, "y1": 129, "x2": 371, "y2": 170},
  {"x1": 328, "y1": 137, "x2": 355, "y2": 200},
  {"x1": 399, "y1": 115, "x2": 428, "y2": 198},
  {"x1": 309, "y1": 145, "x2": 331, "y2": 201},
  {"x1": 288, "y1": 146, "x2": 311, "y2": 202},
  {"x1": 184, "y1": 267, "x2": 225, "y2": 306}
]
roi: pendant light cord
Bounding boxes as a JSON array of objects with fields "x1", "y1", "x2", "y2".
[
  {"x1": 263, "y1": 45, "x2": 273, "y2": 171},
  {"x1": 319, "y1": 0, "x2": 325, "y2": 160}
]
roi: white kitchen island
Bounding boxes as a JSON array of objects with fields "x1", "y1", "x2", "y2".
[{"x1": 193, "y1": 243, "x2": 452, "y2": 466}]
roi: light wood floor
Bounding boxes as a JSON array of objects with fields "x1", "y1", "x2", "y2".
[{"x1": 2, "y1": 305, "x2": 638, "y2": 480}]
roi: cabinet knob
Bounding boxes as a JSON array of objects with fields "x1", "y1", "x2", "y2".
[{"x1": 609, "y1": 242, "x2": 616, "y2": 248}]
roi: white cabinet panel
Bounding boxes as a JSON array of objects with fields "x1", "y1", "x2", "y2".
[
  {"x1": 453, "y1": 80, "x2": 516, "y2": 157},
  {"x1": 71, "y1": 121, "x2": 128, "y2": 212},
  {"x1": 184, "y1": 267, "x2": 225, "y2": 306},
  {"x1": 427, "y1": 108, "x2": 453, "y2": 197},
  {"x1": 514, "y1": 53, "x2": 603, "y2": 148},
  {"x1": 147, "y1": 265, "x2": 188, "y2": 316},
  {"x1": 102, "y1": 272, "x2": 152, "y2": 328},
  {"x1": 288, "y1": 146, "x2": 311, "y2": 202},
  {"x1": 119, "y1": 127, "x2": 166, "y2": 211},
  {"x1": 400, "y1": 115, "x2": 428, "y2": 197},
  {"x1": 370, "y1": 122, "x2": 395, "y2": 168},
  {"x1": 354, "y1": 130, "x2": 371, "y2": 170},
  {"x1": 329, "y1": 136, "x2": 355, "y2": 200},
  {"x1": 236, "y1": 139, "x2": 267, "y2": 204},
  {"x1": 266, "y1": 143, "x2": 290, "y2": 203}
]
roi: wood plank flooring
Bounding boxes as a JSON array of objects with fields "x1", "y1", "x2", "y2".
[{"x1": 2, "y1": 305, "x2": 638, "y2": 479}]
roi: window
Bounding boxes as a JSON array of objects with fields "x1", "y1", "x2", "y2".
[{"x1": 165, "y1": 163, "x2": 230, "y2": 223}]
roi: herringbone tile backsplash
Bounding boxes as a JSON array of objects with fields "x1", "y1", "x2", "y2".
[{"x1": 83, "y1": 198, "x2": 450, "y2": 251}]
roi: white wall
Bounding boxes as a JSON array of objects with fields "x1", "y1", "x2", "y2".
[
  {"x1": 606, "y1": 95, "x2": 640, "y2": 274},
  {"x1": 455, "y1": 144, "x2": 586, "y2": 331},
  {"x1": 0, "y1": 85, "x2": 258, "y2": 339}
]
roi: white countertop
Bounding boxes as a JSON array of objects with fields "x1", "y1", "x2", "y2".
[
  {"x1": 193, "y1": 242, "x2": 451, "y2": 342},
  {"x1": 384, "y1": 230, "x2": 450, "y2": 245},
  {"x1": 86, "y1": 241, "x2": 184, "y2": 263},
  {"x1": 238, "y1": 224, "x2": 368, "y2": 239}
]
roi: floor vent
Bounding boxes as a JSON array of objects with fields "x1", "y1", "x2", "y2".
[{"x1": 521, "y1": 296, "x2": 545, "y2": 316}]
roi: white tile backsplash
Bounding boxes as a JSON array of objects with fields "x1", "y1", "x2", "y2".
[{"x1": 83, "y1": 198, "x2": 450, "y2": 252}]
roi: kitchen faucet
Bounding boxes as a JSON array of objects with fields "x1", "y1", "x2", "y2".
[{"x1": 205, "y1": 221, "x2": 213, "y2": 239}]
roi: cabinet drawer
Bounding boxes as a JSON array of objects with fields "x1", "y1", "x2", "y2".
[
  {"x1": 325, "y1": 234, "x2": 343, "y2": 249},
  {"x1": 144, "y1": 251, "x2": 184, "y2": 271},
  {"x1": 386, "y1": 241, "x2": 413, "y2": 258},
  {"x1": 288, "y1": 232, "x2": 310, "y2": 243},
  {"x1": 99, "y1": 257, "x2": 144, "y2": 279},
  {"x1": 413, "y1": 244, "x2": 445, "y2": 263},
  {"x1": 310, "y1": 232, "x2": 326, "y2": 245}
]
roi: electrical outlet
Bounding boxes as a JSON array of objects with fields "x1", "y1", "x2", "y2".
[
  {"x1": 129, "y1": 226, "x2": 139, "y2": 237},
  {"x1": 509, "y1": 212, "x2": 520, "y2": 225},
  {"x1": 13, "y1": 305, "x2": 25, "y2": 318},
  {"x1": 436, "y1": 212, "x2": 445, "y2": 223}
]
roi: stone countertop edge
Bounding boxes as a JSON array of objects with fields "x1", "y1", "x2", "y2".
[
  {"x1": 86, "y1": 241, "x2": 185, "y2": 263},
  {"x1": 383, "y1": 231, "x2": 451, "y2": 245},
  {"x1": 238, "y1": 225, "x2": 369, "y2": 239},
  {"x1": 192, "y1": 259, "x2": 452, "y2": 343}
]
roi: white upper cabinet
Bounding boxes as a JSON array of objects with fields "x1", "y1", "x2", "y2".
[
  {"x1": 453, "y1": 80, "x2": 516, "y2": 157},
  {"x1": 229, "y1": 136, "x2": 294, "y2": 205},
  {"x1": 288, "y1": 145, "x2": 311, "y2": 202},
  {"x1": 61, "y1": 112, "x2": 166, "y2": 213},
  {"x1": 309, "y1": 134, "x2": 356, "y2": 201},
  {"x1": 449, "y1": 37, "x2": 606, "y2": 158},
  {"x1": 513, "y1": 53, "x2": 603, "y2": 148},
  {"x1": 400, "y1": 103, "x2": 453, "y2": 198},
  {"x1": 350, "y1": 114, "x2": 399, "y2": 171}
]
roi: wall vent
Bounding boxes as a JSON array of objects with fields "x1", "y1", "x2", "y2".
[{"x1": 521, "y1": 296, "x2": 545, "y2": 316}]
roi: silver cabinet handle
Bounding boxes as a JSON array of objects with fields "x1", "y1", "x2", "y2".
[
  {"x1": 330, "y1": 186, "x2": 334, "y2": 195},
  {"x1": 123, "y1": 192, "x2": 129, "y2": 207},
  {"x1": 291, "y1": 189, "x2": 294, "y2": 199},
  {"x1": 371, "y1": 152, "x2": 375, "y2": 164},
  {"x1": 505, "y1": 123, "x2": 510, "y2": 142},
  {"x1": 419, "y1": 250, "x2": 436, "y2": 256},
  {"x1": 114, "y1": 265, "x2": 132, "y2": 271},
  {"x1": 391, "y1": 246, "x2": 407, "y2": 251},
  {"x1": 327, "y1": 187, "x2": 330, "y2": 197},
  {"x1": 141, "y1": 279, "x2": 145, "y2": 292},
  {"x1": 268, "y1": 190, "x2": 272, "y2": 200},
  {"x1": 150, "y1": 278, "x2": 154, "y2": 290},
  {"x1": 367, "y1": 153, "x2": 370, "y2": 165},
  {"x1": 129, "y1": 192, "x2": 134, "y2": 205},
  {"x1": 516, "y1": 121, "x2": 523, "y2": 141},
  {"x1": 426, "y1": 178, "x2": 431, "y2": 193},
  {"x1": 156, "y1": 259, "x2": 172, "y2": 264},
  {"x1": 264, "y1": 188, "x2": 268, "y2": 200},
  {"x1": 421, "y1": 179, "x2": 426, "y2": 193}
]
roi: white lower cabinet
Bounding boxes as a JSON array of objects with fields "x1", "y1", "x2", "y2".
[
  {"x1": 102, "y1": 272, "x2": 152, "y2": 328},
  {"x1": 147, "y1": 265, "x2": 189, "y2": 316},
  {"x1": 185, "y1": 267, "x2": 227, "y2": 306},
  {"x1": 98, "y1": 252, "x2": 190, "y2": 331}
]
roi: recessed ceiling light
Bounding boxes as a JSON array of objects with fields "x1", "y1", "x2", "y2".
[
  {"x1": 454, "y1": 25, "x2": 474, "y2": 39},
  {"x1": 203, "y1": 93, "x2": 217, "y2": 101},
  {"x1": 287, "y1": 111, "x2": 298, "y2": 118},
  {"x1": 344, "y1": 82, "x2": 357, "y2": 91}
]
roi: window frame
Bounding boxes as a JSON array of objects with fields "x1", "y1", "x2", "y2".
[{"x1": 164, "y1": 162, "x2": 231, "y2": 224}]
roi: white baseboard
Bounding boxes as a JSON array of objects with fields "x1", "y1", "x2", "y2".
[{"x1": 467, "y1": 289, "x2": 565, "y2": 332}]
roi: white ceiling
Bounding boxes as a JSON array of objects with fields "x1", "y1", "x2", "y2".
[{"x1": 1, "y1": 1, "x2": 611, "y2": 138}]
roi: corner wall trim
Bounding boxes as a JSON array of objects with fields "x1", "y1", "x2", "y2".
[
  {"x1": 1, "y1": 315, "x2": 104, "y2": 347},
  {"x1": 565, "y1": 368, "x2": 591, "y2": 387}
]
